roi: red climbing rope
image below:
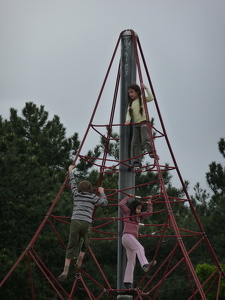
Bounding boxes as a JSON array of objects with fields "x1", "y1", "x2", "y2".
[{"x1": 1, "y1": 29, "x2": 225, "y2": 300}]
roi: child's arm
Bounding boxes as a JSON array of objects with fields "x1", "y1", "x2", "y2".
[
  {"x1": 147, "y1": 196, "x2": 153, "y2": 212},
  {"x1": 68, "y1": 165, "x2": 78, "y2": 197},
  {"x1": 95, "y1": 187, "x2": 108, "y2": 206},
  {"x1": 69, "y1": 165, "x2": 75, "y2": 174},
  {"x1": 142, "y1": 196, "x2": 153, "y2": 219},
  {"x1": 125, "y1": 109, "x2": 131, "y2": 124},
  {"x1": 141, "y1": 83, "x2": 154, "y2": 102},
  {"x1": 119, "y1": 194, "x2": 134, "y2": 213}
]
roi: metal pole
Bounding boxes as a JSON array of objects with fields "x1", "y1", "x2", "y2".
[{"x1": 117, "y1": 30, "x2": 136, "y2": 294}]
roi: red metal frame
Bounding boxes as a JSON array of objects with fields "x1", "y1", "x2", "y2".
[{"x1": 1, "y1": 29, "x2": 224, "y2": 299}]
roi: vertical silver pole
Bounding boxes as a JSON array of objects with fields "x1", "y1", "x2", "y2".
[{"x1": 117, "y1": 30, "x2": 136, "y2": 293}]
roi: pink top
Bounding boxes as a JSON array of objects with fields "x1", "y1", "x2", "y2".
[{"x1": 119, "y1": 196, "x2": 153, "y2": 238}]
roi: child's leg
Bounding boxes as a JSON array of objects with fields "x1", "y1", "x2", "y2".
[
  {"x1": 58, "y1": 220, "x2": 81, "y2": 281},
  {"x1": 64, "y1": 258, "x2": 71, "y2": 273},
  {"x1": 140, "y1": 123, "x2": 152, "y2": 153},
  {"x1": 122, "y1": 234, "x2": 149, "y2": 284},
  {"x1": 140, "y1": 124, "x2": 159, "y2": 159},
  {"x1": 123, "y1": 246, "x2": 136, "y2": 283},
  {"x1": 75, "y1": 221, "x2": 92, "y2": 269},
  {"x1": 135, "y1": 240, "x2": 149, "y2": 268},
  {"x1": 65, "y1": 220, "x2": 82, "y2": 260},
  {"x1": 58, "y1": 258, "x2": 71, "y2": 281},
  {"x1": 123, "y1": 234, "x2": 148, "y2": 268},
  {"x1": 75, "y1": 251, "x2": 85, "y2": 269},
  {"x1": 131, "y1": 125, "x2": 142, "y2": 164}
]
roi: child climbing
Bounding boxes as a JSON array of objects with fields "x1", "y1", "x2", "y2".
[
  {"x1": 58, "y1": 165, "x2": 108, "y2": 282},
  {"x1": 119, "y1": 194, "x2": 156, "y2": 289},
  {"x1": 125, "y1": 82, "x2": 159, "y2": 169}
]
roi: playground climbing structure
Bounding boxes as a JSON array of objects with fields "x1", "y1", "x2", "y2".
[{"x1": 1, "y1": 29, "x2": 225, "y2": 300}]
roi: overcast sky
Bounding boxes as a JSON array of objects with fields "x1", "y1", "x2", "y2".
[{"x1": 1, "y1": 0, "x2": 224, "y2": 195}]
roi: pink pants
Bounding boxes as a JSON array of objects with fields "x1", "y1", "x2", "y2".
[{"x1": 122, "y1": 233, "x2": 149, "y2": 283}]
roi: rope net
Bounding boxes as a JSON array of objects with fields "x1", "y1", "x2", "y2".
[{"x1": 1, "y1": 29, "x2": 225, "y2": 300}]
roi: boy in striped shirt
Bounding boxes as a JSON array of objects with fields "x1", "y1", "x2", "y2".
[{"x1": 58, "y1": 165, "x2": 108, "y2": 281}]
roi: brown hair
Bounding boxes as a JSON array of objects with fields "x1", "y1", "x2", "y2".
[
  {"x1": 127, "y1": 83, "x2": 143, "y2": 117},
  {"x1": 78, "y1": 180, "x2": 93, "y2": 194},
  {"x1": 129, "y1": 200, "x2": 144, "y2": 222}
]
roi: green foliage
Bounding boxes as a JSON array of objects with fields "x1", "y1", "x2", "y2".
[
  {"x1": 100, "y1": 130, "x2": 119, "y2": 160},
  {"x1": 0, "y1": 103, "x2": 81, "y2": 298},
  {"x1": 206, "y1": 138, "x2": 225, "y2": 195},
  {"x1": 1, "y1": 102, "x2": 225, "y2": 299},
  {"x1": 206, "y1": 162, "x2": 225, "y2": 195},
  {"x1": 0, "y1": 103, "x2": 74, "y2": 238},
  {"x1": 191, "y1": 139, "x2": 225, "y2": 264},
  {"x1": 196, "y1": 263, "x2": 225, "y2": 300},
  {"x1": 218, "y1": 138, "x2": 225, "y2": 158}
]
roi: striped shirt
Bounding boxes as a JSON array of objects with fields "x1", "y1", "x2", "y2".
[{"x1": 70, "y1": 173, "x2": 108, "y2": 223}]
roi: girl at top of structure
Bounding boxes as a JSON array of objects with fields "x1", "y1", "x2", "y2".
[
  {"x1": 119, "y1": 194, "x2": 156, "y2": 290},
  {"x1": 125, "y1": 82, "x2": 159, "y2": 169}
]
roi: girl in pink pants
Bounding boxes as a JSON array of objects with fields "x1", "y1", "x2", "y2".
[{"x1": 119, "y1": 194, "x2": 156, "y2": 289}]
